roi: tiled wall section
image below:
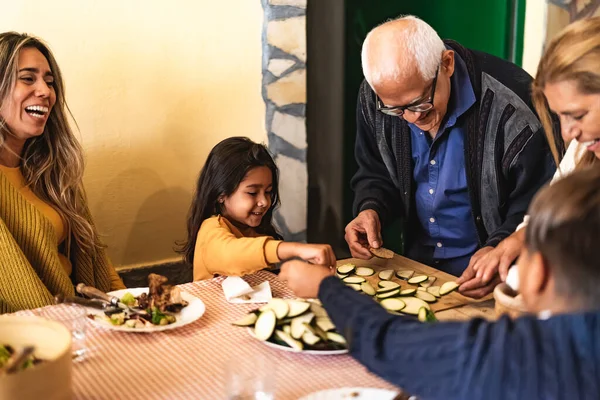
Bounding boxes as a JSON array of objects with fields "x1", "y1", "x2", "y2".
[{"x1": 262, "y1": 0, "x2": 307, "y2": 242}]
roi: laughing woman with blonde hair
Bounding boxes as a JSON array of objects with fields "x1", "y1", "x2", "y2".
[
  {"x1": 459, "y1": 16, "x2": 600, "y2": 294},
  {"x1": 0, "y1": 32, "x2": 124, "y2": 312}
]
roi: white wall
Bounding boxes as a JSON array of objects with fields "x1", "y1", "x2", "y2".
[{"x1": 1, "y1": 1, "x2": 267, "y2": 268}]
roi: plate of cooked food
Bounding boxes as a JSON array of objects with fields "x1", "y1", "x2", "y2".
[
  {"x1": 232, "y1": 298, "x2": 348, "y2": 355},
  {"x1": 83, "y1": 274, "x2": 205, "y2": 332},
  {"x1": 299, "y1": 388, "x2": 402, "y2": 400}
]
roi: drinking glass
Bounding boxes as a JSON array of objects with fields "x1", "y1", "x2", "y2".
[
  {"x1": 39, "y1": 303, "x2": 87, "y2": 361},
  {"x1": 225, "y1": 355, "x2": 276, "y2": 400}
]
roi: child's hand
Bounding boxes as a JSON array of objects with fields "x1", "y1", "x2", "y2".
[
  {"x1": 279, "y1": 260, "x2": 333, "y2": 298},
  {"x1": 277, "y1": 242, "x2": 336, "y2": 267}
]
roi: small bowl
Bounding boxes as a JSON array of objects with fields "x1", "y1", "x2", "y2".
[
  {"x1": 0, "y1": 316, "x2": 72, "y2": 400},
  {"x1": 493, "y1": 283, "x2": 529, "y2": 318}
]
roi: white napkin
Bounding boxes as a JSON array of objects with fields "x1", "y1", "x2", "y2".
[
  {"x1": 222, "y1": 276, "x2": 272, "y2": 303},
  {"x1": 505, "y1": 264, "x2": 520, "y2": 292}
]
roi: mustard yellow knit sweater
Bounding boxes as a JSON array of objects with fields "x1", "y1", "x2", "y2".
[{"x1": 0, "y1": 172, "x2": 122, "y2": 313}]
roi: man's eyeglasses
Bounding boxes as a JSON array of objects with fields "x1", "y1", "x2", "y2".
[{"x1": 376, "y1": 66, "x2": 440, "y2": 117}]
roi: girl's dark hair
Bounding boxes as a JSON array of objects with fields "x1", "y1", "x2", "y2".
[
  {"x1": 178, "y1": 137, "x2": 281, "y2": 264},
  {"x1": 525, "y1": 166, "x2": 600, "y2": 307}
]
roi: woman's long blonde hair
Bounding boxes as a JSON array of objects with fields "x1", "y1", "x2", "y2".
[
  {"x1": 0, "y1": 32, "x2": 101, "y2": 256},
  {"x1": 532, "y1": 16, "x2": 600, "y2": 169}
]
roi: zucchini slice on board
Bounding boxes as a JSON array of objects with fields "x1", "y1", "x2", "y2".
[
  {"x1": 346, "y1": 283, "x2": 362, "y2": 291},
  {"x1": 407, "y1": 275, "x2": 429, "y2": 285},
  {"x1": 260, "y1": 298, "x2": 289, "y2": 319},
  {"x1": 427, "y1": 286, "x2": 441, "y2": 298},
  {"x1": 440, "y1": 281, "x2": 460, "y2": 296},
  {"x1": 275, "y1": 330, "x2": 303, "y2": 351},
  {"x1": 378, "y1": 269, "x2": 395, "y2": 281},
  {"x1": 254, "y1": 310, "x2": 277, "y2": 341},
  {"x1": 336, "y1": 264, "x2": 356, "y2": 275},
  {"x1": 315, "y1": 317, "x2": 335, "y2": 332},
  {"x1": 361, "y1": 282, "x2": 376, "y2": 296},
  {"x1": 355, "y1": 267, "x2": 375, "y2": 277},
  {"x1": 376, "y1": 289, "x2": 400, "y2": 299},
  {"x1": 395, "y1": 270, "x2": 415, "y2": 280},
  {"x1": 232, "y1": 312, "x2": 258, "y2": 326},
  {"x1": 286, "y1": 300, "x2": 311, "y2": 318},
  {"x1": 420, "y1": 276, "x2": 437, "y2": 288},
  {"x1": 417, "y1": 287, "x2": 427, "y2": 292},
  {"x1": 326, "y1": 332, "x2": 347, "y2": 345},
  {"x1": 415, "y1": 290, "x2": 437, "y2": 303},
  {"x1": 418, "y1": 307, "x2": 438, "y2": 323},
  {"x1": 377, "y1": 281, "x2": 400, "y2": 291},
  {"x1": 399, "y1": 288, "x2": 417, "y2": 296},
  {"x1": 336, "y1": 273, "x2": 349, "y2": 280},
  {"x1": 401, "y1": 297, "x2": 431, "y2": 315},
  {"x1": 302, "y1": 330, "x2": 321, "y2": 346},
  {"x1": 342, "y1": 276, "x2": 366, "y2": 284},
  {"x1": 380, "y1": 298, "x2": 406, "y2": 312}
]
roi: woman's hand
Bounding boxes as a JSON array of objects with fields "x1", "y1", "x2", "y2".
[
  {"x1": 277, "y1": 242, "x2": 336, "y2": 267},
  {"x1": 278, "y1": 260, "x2": 334, "y2": 298}
]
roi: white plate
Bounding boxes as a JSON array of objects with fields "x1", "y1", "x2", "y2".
[
  {"x1": 299, "y1": 387, "x2": 400, "y2": 400},
  {"x1": 87, "y1": 287, "x2": 205, "y2": 333},
  {"x1": 247, "y1": 328, "x2": 348, "y2": 355}
]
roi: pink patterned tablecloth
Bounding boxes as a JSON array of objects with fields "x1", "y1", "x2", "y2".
[{"x1": 16, "y1": 271, "x2": 398, "y2": 399}]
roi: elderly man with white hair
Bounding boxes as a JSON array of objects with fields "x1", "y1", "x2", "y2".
[{"x1": 345, "y1": 16, "x2": 558, "y2": 297}]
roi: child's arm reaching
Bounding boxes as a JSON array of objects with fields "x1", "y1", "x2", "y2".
[{"x1": 194, "y1": 217, "x2": 336, "y2": 279}]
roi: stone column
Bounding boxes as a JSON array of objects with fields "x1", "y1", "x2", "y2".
[{"x1": 261, "y1": 0, "x2": 307, "y2": 241}]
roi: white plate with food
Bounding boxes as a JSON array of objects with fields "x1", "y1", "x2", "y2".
[
  {"x1": 233, "y1": 298, "x2": 348, "y2": 355},
  {"x1": 87, "y1": 287, "x2": 205, "y2": 333},
  {"x1": 299, "y1": 387, "x2": 401, "y2": 400}
]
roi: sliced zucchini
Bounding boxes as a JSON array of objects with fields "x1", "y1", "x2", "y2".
[
  {"x1": 275, "y1": 330, "x2": 303, "y2": 351},
  {"x1": 336, "y1": 273, "x2": 349, "y2": 279},
  {"x1": 232, "y1": 312, "x2": 258, "y2": 326},
  {"x1": 254, "y1": 310, "x2": 277, "y2": 341},
  {"x1": 407, "y1": 275, "x2": 429, "y2": 285},
  {"x1": 378, "y1": 269, "x2": 395, "y2": 281},
  {"x1": 310, "y1": 302, "x2": 328, "y2": 318},
  {"x1": 414, "y1": 290, "x2": 437, "y2": 303},
  {"x1": 326, "y1": 332, "x2": 347, "y2": 345},
  {"x1": 304, "y1": 322, "x2": 328, "y2": 341},
  {"x1": 417, "y1": 287, "x2": 427, "y2": 292},
  {"x1": 376, "y1": 289, "x2": 400, "y2": 299},
  {"x1": 346, "y1": 283, "x2": 362, "y2": 291},
  {"x1": 401, "y1": 297, "x2": 431, "y2": 315},
  {"x1": 395, "y1": 270, "x2": 415, "y2": 280},
  {"x1": 360, "y1": 281, "x2": 376, "y2": 296},
  {"x1": 301, "y1": 330, "x2": 321, "y2": 346},
  {"x1": 355, "y1": 267, "x2": 375, "y2": 277},
  {"x1": 343, "y1": 276, "x2": 366, "y2": 284},
  {"x1": 315, "y1": 317, "x2": 335, "y2": 332},
  {"x1": 427, "y1": 286, "x2": 441, "y2": 298},
  {"x1": 290, "y1": 312, "x2": 315, "y2": 339},
  {"x1": 286, "y1": 299, "x2": 311, "y2": 318},
  {"x1": 336, "y1": 264, "x2": 356, "y2": 275},
  {"x1": 283, "y1": 325, "x2": 292, "y2": 336},
  {"x1": 380, "y1": 298, "x2": 406, "y2": 311},
  {"x1": 418, "y1": 307, "x2": 438, "y2": 323},
  {"x1": 377, "y1": 281, "x2": 400, "y2": 291},
  {"x1": 399, "y1": 288, "x2": 417, "y2": 296},
  {"x1": 420, "y1": 276, "x2": 437, "y2": 288},
  {"x1": 261, "y1": 298, "x2": 289, "y2": 319},
  {"x1": 439, "y1": 281, "x2": 460, "y2": 296}
]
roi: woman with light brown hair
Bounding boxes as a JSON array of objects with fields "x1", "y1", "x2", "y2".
[
  {"x1": 0, "y1": 32, "x2": 124, "y2": 312},
  {"x1": 458, "y1": 16, "x2": 600, "y2": 297}
]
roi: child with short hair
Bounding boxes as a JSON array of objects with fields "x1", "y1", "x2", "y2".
[
  {"x1": 280, "y1": 167, "x2": 600, "y2": 400},
  {"x1": 180, "y1": 137, "x2": 335, "y2": 281}
]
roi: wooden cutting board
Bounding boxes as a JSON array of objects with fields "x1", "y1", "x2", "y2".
[{"x1": 336, "y1": 255, "x2": 492, "y2": 314}]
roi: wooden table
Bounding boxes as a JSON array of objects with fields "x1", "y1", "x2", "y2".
[{"x1": 337, "y1": 254, "x2": 496, "y2": 321}]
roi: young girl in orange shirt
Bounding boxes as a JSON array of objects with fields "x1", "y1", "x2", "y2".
[{"x1": 180, "y1": 137, "x2": 335, "y2": 281}]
